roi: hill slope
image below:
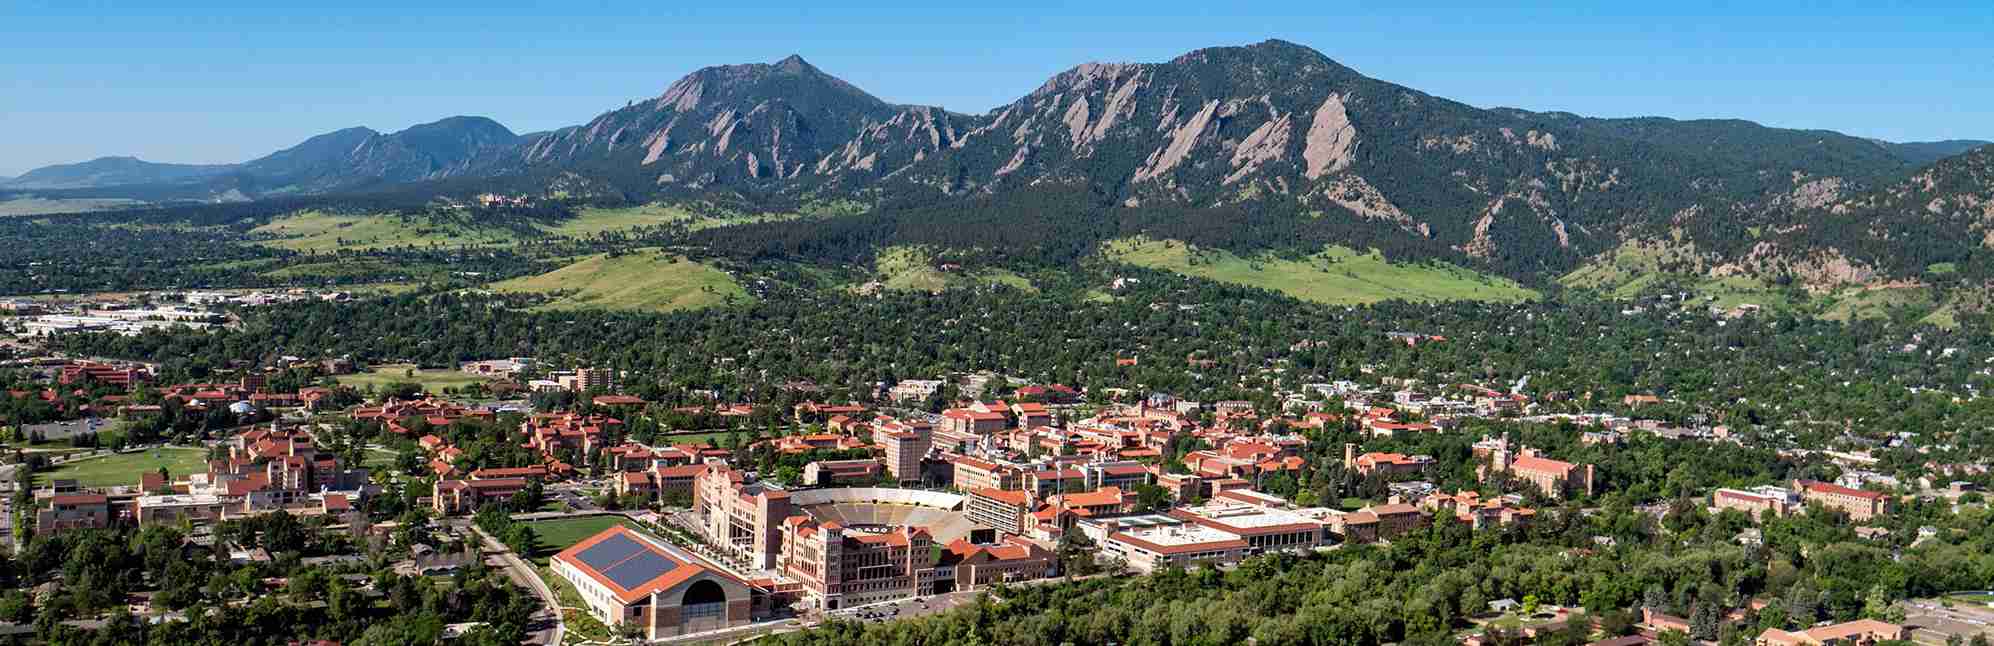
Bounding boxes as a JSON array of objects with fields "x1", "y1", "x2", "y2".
[
  {"x1": 493, "y1": 250, "x2": 746, "y2": 312},
  {"x1": 3, "y1": 156, "x2": 233, "y2": 189}
]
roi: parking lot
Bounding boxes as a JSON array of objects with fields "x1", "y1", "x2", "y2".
[
  {"x1": 1903, "y1": 598, "x2": 1994, "y2": 643},
  {"x1": 23, "y1": 417, "x2": 110, "y2": 442}
]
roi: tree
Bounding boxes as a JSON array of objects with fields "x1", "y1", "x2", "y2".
[
  {"x1": 1688, "y1": 602, "x2": 1719, "y2": 641},
  {"x1": 1643, "y1": 584, "x2": 1668, "y2": 613},
  {"x1": 503, "y1": 524, "x2": 538, "y2": 556},
  {"x1": 1862, "y1": 584, "x2": 1904, "y2": 623},
  {"x1": 1784, "y1": 584, "x2": 1819, "y2": 627}
]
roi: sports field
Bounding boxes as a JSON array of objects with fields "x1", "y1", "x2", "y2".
[
  {"x1": 336, "y1": 363, "x2": 489, "y2": 393},
  {"x1": 38, "y1": 447, "x2": 210, "y2": 488},
  {"x1": 521, "y1": 516, "x2": 637, "y2": 564}
]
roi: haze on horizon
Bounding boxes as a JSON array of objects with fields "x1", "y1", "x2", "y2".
[{"x1": 3, "y1": 1, "x2": 1989, "y2": 177}]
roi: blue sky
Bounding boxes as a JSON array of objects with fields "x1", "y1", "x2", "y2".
[{"x1": 3, "y1": 1, "x2": 1990, "y2": 176}]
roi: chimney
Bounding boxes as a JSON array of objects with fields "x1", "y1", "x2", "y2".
[{"x1": 1343, "y1": 443, "x2": 1356, "y2": 469}]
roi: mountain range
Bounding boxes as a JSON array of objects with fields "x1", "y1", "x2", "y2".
[
  {"x1": 4, "y1": 116, "x2": 521, "y2": 194},
  {"x1": 8, "y1": 40, "x2": 1990, "y2": 286}
]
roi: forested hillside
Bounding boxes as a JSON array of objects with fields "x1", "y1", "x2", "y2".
[{"x1": 8, "y1": 40, "x2": 1991, "y2": 296}]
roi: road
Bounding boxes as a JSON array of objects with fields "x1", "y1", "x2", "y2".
[{"x1": 469, "y1": 523, "x2": 564, "y2": 646}]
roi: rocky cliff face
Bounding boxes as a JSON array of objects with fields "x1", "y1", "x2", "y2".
[
  {"x1": 521, "y1": 40, "x2": 1945, "y2": 272},
  {"x1": 517, "y1": 55, "x2": 922, "y2": 193},
  {"x1": 15, "y1": 39, "x2": 1985, "y2": 285}
]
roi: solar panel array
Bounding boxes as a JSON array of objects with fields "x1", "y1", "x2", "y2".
[
  {"x1": 571, "y1": 532, "x2": 684, "y2": 591},
  {"x1": 604, "y1": 551, "x2": 678, "y2": 589},
  {"x1": 574, "y1": 533, "x2": 645, "y2": 571}
]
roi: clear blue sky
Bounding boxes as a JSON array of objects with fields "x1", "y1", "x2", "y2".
[{"x1": 3, "y1": 1, "x2": 1989, "y2": 176}]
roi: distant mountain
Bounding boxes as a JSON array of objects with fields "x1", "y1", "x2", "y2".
[
  {"x1": 5, "y1": 116, "x2": 522, "y2": 195},
  {"x1": 1877, "y1": 139, "x2": 1992, "y2": 166},
  {"x1": 2, "y1": 156, "x2": 233, "y2": 190},
  {"x1": 517, "y1": 55, "x2": 912, "y2": 192},
  {"x1": 16, "y1": 40, "x2": 1991, "y2": 287},
  {"x1": 1786, "y1": 144, "x2": 1994, "y2": 277},
  {"x1": 534, "y1": 41, "x2": 1949, "y2": 278},
  {"x1": 240, "y1": 116, "x2": 523, "y2": 191}
]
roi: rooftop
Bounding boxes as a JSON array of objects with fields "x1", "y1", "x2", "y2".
[{"x1": 1109, "y1": 523, "x2": 1251, "y2": 553}]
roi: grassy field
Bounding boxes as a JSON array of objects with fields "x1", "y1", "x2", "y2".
[
  {"x1": 250, "y1": 210, "x2": 519, "y2": 252},
  {"x1": 539, "y1": 203, "x2": 697, "y2": 237},
  {"x1": 867, "y1": 245, "x2": 1037, "y2": 294},
  {"x1": 336, "y1": 363, "x2": 490, "y2": 392},
  {"x1": 493, "y1": 249, "x2": 746, "y2": 312},
  {"x1": 653, "y1": 431, "x2": 739, "y2": 447},
  {"x1": 0, "y1": 197, "x2": 146, "y2": 217},
  {"x1": 522, "y1": 516, "x2": 638, "y2": 564},
  {"x1": 38, "y1": 447, "x2": 210, "y2": 488},
  {"x1": 1562, "y1": 239, "x2": 1963, "y2": 324},
  {"x1": 1818, "y1": 284, "x2": 1939, "y2": 322},
  {"x1": 1561, "y1": 241, "x2": 1794, "y2": 310},
  {"x1": 542, "y1": 200, "x2": 865, "y2": 238},
  {"x1": 1104, "y1": 237, "x2": 1537, "y2": 305}
]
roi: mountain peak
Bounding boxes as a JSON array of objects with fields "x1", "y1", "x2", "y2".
[
  {"x1": 395, "y1": 115, "x2": 516, "y2": 139},
  {"x1": 1168, "y1": 38, "x2": 1339, "y2": 66},
  {"x1": 774, "y1": 54, "x2": 816, "y2": 74}
]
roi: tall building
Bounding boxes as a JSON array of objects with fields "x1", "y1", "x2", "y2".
[
  {"x1": 880, "y1": 425, "x2": 932, "y2": 485},
  {"x1": 693, "y1": 465, "x2": 794, "y2": 570},
  {"x1": 777, "y1": 515, "x2": 1051, "y2": 610}
]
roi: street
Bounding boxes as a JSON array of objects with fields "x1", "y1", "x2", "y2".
[{"x1": 467, "y1": 523, "x2": 563, "y2": 645}]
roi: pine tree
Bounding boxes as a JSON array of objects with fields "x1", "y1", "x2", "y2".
[
  {"x1": 1688, "y1": 602, "x2": 1719, "y2": 641},
  {"x1": 1642, "y1": 584, "x2": 1668, "y2": 613}
]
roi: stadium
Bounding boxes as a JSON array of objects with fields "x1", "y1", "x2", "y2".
[{"x1": 785, "y1": 486, "x2": 987, "y2": 543}]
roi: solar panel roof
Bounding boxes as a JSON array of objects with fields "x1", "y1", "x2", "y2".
[
  {"x1": 575, "y1": 533, "x2": 645, "y2": 571},
  {"x1": 603, "y1": 551, "x2": 677, "y2": 589}
]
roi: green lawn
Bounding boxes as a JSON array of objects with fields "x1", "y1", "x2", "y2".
[
  {"x1": 336, "y1": 363, "x2": 490, "y2": 393},
  {"x1": 1104, "y1": 237, "x2": 1537, "y2": 305},
  {"x1": 250, "y1": 210, "x2": 520, "y2": 252},
  {"x1": 522, "y1": 516, "x2": 638, "y2": 564},
  {"x1": 362, "y1": 448, "x2": 400, "y2": 471},
  {"x1": 38, "y1": 447, "x2": 210, "y2": 488},
  {"x1": 492, "y1": 249, "x2": 747, "y2": 312},
  {"x1": 652, "y1": 431, "x2": 739, "y2": 448}
]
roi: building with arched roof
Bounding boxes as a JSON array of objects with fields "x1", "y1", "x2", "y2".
[{"x1": 551, "y1": 525, "x2": 753, "y2": 639}]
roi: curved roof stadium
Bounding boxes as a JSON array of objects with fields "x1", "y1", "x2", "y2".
[{"x1": 788, "y1": 487, "x2": 981, "y2": 543}]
